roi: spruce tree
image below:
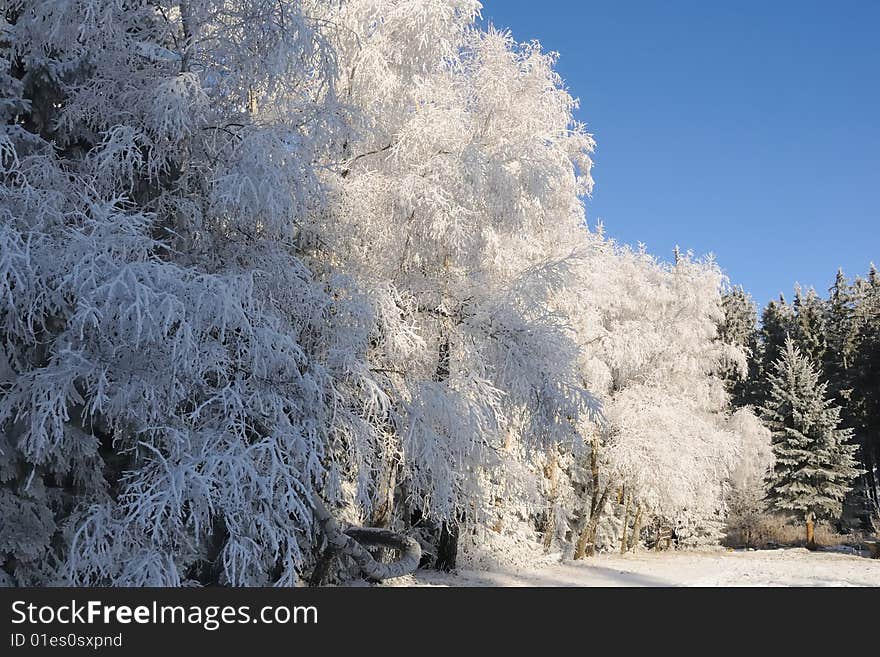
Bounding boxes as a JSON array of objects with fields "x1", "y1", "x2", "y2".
[
  {"x1": 755, "y1": 295, "x2": 795, "y2": 407},
  {"x1": 850, "y1": 266, "x2": 880, "y2": 524},
  {"x1": 718, "y1": 287, "x2": 759, "y2": 406},
  {"x1": 792, "y1": 285, "x2": 827, "y2": 366},
  {"x1": 762, "y1": 338, "x2": 861, "y2": 548},
  {"x1": 823, "y1": 268, "x2": 877, "y2": 530},
  {"x1": 823, "y1": 269, "x2": 857, "y2": 401}
]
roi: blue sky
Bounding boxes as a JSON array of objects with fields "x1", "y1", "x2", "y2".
[{"x1": 479, "y1": 0, "x2": 879, "y2": 307}]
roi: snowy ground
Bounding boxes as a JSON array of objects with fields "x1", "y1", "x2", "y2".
[{"x1": 399, "y1": 548, "x2": 880, "y2": 587}]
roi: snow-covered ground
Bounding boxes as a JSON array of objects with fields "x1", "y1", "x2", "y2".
[{"x1": 399, "y1": 548, "x2": 880, "y2": 587}]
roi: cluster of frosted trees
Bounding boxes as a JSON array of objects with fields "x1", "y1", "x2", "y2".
[{"x1": 1, "y1": 1, "x2": 765, "y2": 586}]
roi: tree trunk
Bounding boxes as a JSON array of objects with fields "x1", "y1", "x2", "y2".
[
  {"x1": 430, "y1": 333, "x2": 460, "y2": 570},
  {"x1": 805, "y1": 515, "x2": 816, "y2": 550},
  {"x1": 542, "y1": 517, "x2": 554, "y2": 550},
  {"x1": 367, "y1": 453, "x2": 400, "y2": 565},
  {"x1": 628, "y1": 504, "x2": 643, "y2": 552},
  {"x1": 369, "y1": 453, "x2": 399, "y2": 529},
  {"x1": 620, "y1": 493, "x2": 632, "y2": 554},
  {"x1": 435, "y1": 519, "x2": 460, "y2": 571},
  {"x1": 307, "y1": 547, "x2": 339, "y2": 587},
  {"x1": 542, "y1": 450, "x2": 559, "y2": 550},
  {"x1": 492, "y1": 497, "x2": 504, "y2": 533},
  {"x1": 575, "y1": 484, "x2": 611, "y2": 559},
  {"x1": 573, "y1": 437, "x2": 604, "y2": 559},
  {"x1": 589, "y1": 436, "x2": 601, "y2": 516}
]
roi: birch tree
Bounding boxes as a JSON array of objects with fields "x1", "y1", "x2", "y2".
[{"x1": 325, "y1": 3, "x2": 598, "y2": 567}]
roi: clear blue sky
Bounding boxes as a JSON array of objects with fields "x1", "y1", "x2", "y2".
[{"x1": 480, "y1": 0, "x2": 879, "y2": 308}]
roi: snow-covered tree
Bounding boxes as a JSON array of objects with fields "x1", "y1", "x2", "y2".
[
  {"x1": 824, "y1": 269, "x2": 858, "y2": 400},
  {"x1": 850, "y1": 268, "x2": 880, "y2": 526},
  {"x1": 724, "y1": 408, "x2": 773, "y2": 547},
  {"x1": 323, "y1": 4, "x2": 598, "y2": 568},
  {"x1": 754, "y1": 296, "x2": 795, "y2": 407},
  {"x1": 762, "y1": 338, "x2": 861, "y2": 548},
  {"x1": 792, "y1": 285, "x2": 827, "y2": 366},
  {"x1": 551, "y1": 241, "x2": 743, "y2": 556},
  {"x1": 718, "y1": 287, "x2": 759, "y2": 407},
  {"x1": 0, "y1": 0, "x2": 408, "y2": 586}
]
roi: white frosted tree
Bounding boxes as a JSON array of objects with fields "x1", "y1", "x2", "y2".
[
  {"x1": 0, "y1": 0, "x2": 410, "y2": 586},
  {"x1": 552, "y1": 241, "x2": 743, "y2": 556},
  {"x1": 724, "y1": 407, "x2": 774, "y2": 547},
  {"x1": 323, "y1": 4, "x2": 598, "y2": 568},
  {"x1": 762, "y1": 338, "x2": 861, "y2": 548}
]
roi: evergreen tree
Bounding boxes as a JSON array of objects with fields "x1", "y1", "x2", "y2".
[
  {"x1": 823, "y1": 269, "x2": 876, "y2": 531},
  {"x1": 853, "y1": 264, "x2": 880, "y2": 333},
  {"x1": 792, "y1": 285, "x2": 826, "y2": 366},
  {"x1": 849, "y1": 265, "x2": 880, "y2": 525},
  {"x1": 762, "y1": 339, "x2": 861, "y2": 548},
  {"x1": 718, "y1": 287, "x2": 759, "y2": 406},
  {"x1": 823, "y1": 269, "x2": 857, "y2": 401},
  {"x1": 755, "y1": 296, "x2": 794, "y2": 407}
]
